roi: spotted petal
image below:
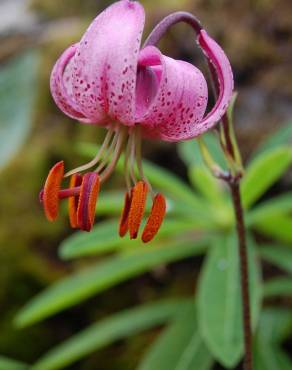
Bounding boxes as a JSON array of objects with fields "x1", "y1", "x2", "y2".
[
  {"x1": 50, "y1": 45, "x2": 93, "y2": 123},
  {"x1": 137, "y1": 46, "x2": 208, "y2": 142},
  {"x1": 72, "y1": 0, "x2": 145, "y2": 125}
]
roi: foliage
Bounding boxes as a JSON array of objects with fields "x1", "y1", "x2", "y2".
[
  {"x1": 8, "y1": 122, "x2": 292, "y2": 369},
  {"x1": 0, "y1": 51, "x2": 39, "y2": 171}
]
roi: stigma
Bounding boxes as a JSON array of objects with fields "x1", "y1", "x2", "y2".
[{"x1": 39, "y1": 125, "x2": 166, "y2": 243}]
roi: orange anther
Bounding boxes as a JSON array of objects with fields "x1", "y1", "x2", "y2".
[
  {"x1": 128, "y1": 181, "x2": 148, "y2": 239},
  {"x1": 68, "y1": 174, "x2": 82, "y2": 228},
  {"x1": 119, "y1": 191, "x2": 133, "y2": 237},
  {"x1": 77, "y1": 172, "x2": 100, "y2": 232},
  {"x1": 43, "y1": 161, "x2": 64, "y2": 222},
  {"x1": 142, "y1": 193, "x2": 166, "y2": 243}
]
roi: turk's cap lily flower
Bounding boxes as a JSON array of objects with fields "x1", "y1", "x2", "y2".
[
  {"x1": 41, "y1": 0, "x2": 233, "y2": 241},
  {"x1": 51, "y1": 0, "x2": 233, "y2": 141}
]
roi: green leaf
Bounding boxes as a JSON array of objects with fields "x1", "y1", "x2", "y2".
[
  {"x1": 188, "y1": 165, "x2": 233, "y2": 229},
  {"x1": 254, "y1": 121, "x2": 292, "y2": 157},
  {"x1": 264, "y1": 277, "x2": 292, "y2": 297},
  {"x1": 59, "y1": 219, "x2": 198, "y2": 260},
  {"x1": 31, "y1": 299, "x2": 190, "y2": 370},
  {"x1": 254, "y1": 308, "x2": 292, "y2": 370},
  {"x1": 197, "y1": 234, "x2": 262, "y2": 368},
  {"x1": 0, "y1": 51, "x2": 39, "y2": 170},
  {"x1": 188, "y1": 165, "x2": 226, "y2": 204},
  {"x1": 247, "y1": 192, "x2": 292, "y2": 226},
  {"x1": 0, "y1": 356, "x2": 29, "y2": 370},
  {"x1": 254, "y1": 343, "x2": 292, "y2": 370},
  {"x1": 260, "y1": 245, "x2": 292, "y2": 274},
  {"x1": 15, "y1": 239, "x2": 208, "y2": 328},
  {"x1": 59, "y1": 220, "x2": 123, "y2": 259},
  {"x1": 138, "y1": 304, "x2": 213, "y2": 370},
  {"x1": 95, "y1": 191, "x2": 124, "y2": 215},
  {"x1": 95, "y1": 191, "x2": 197, "y2": 220},
  {"x1": 241, "y1": 147, "x2": 292, "y2": 209},
  {"x1": 177, "y1": 132, "x2": 227, "y2": 169},
  {"x1": 251, "y1": 214, "x2": 292, "y2": 244},
  {"x1": 256, "y1": 308, "x2": 292, "y2": 344}
]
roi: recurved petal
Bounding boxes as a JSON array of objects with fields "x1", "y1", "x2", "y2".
[
  {"x1": 137, "y1": 46, "x2": 208, "y2": 142},
  {"x1": 196, "y1": 29, "x2": 234, "y2": 131},
  {"x1": 72, "y1": 0, "x2": 145, "y2": 125},
  {"x1": 50, "y1": 45, "x2": 93, "y2": 123}
]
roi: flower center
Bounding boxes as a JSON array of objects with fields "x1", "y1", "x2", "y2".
[{"x1": 40, "y1": 124, "x2": 166, "y2": 241}]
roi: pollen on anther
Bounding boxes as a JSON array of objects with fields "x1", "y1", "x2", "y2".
[
  {"x1": 128, "y1": 181, "x2": 148, "y2": 239},
  {"x1": 119, "y1": 191, "x2": 133, "y2": 237},
  {"x1": 42, "y1": 161, "x2": 64, "y2": 222},
  {"x1": 68, "y1": 173, "x2": 82, "y2": 228},
  {"x1": 77, "y1": 172, "x2": 100, "y2": 232},
  {"x1": 142, "y1": 194, "x2": 166, "y2": 243}
]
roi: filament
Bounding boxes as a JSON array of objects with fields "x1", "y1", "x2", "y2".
[
  {"x1": 129, "y1": 129, "x2": 138, "y2": 184},
  {"x1": 95, "y1": 128, "x2": 120, "y2": 173},
  {"x1": 135, "y1": 126, "x2": 153, "y2": 195},
  {"x1": 64, "y1": 126, "x2": 115, "y2": 177},
  {"x1": 124, "y1": 135, "x2": 132, "y2": 192},
  {"x1": 100, "y1": 127, "x2": 127, "y2": 183}
]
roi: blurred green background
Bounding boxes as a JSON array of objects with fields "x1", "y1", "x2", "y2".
[{"x1": 0, "y1": 0, "x2": 291, "y2": 369}]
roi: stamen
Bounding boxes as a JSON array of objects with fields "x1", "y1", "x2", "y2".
[
  {"x1": 77, "y1": 172, "x2": 100, "y2": 232},
  {"x1": 100, "y1": 127, "x2": 127, "y2": 183},
  {"x1": 128, "y1": 181, "x2": 148, "y2": 239},
  {"x1": 95, "y1": 128, "x2": 120, "y2": 173},
  {"x1": 135, "y1": 126, "x2": 153, "y2": 194},
  {"x1": 64, "y1": 127, "x2": 115, "y2": 177},
  {"x1": 142, "y1": 193, "x2": 166, "y2": 243},
  {"x1": 129, "y1": 130, "x2": 138, "y2": 184},
  {"x1": 119, "y1": 190, "x2": 133, "y2": 237},
  {"x1": 124, "y1": 135, "x2": 133, "y2": 191},
  {"x1": 42, "y1": 161, "x2": 64, "y2": 222},
  {"x1": 68, "y1": 174, "x2": 83, "y2": 228}
]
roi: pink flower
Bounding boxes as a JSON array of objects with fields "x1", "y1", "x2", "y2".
[{"x1": 41, "y1": 0, "x2": 233, "y2": 241}]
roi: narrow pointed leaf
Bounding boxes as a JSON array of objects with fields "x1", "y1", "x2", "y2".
[
  {"x1": 252, "y1": 214, "x2": 292, "y2": 244},
  {"x1": 0, "y1": 356, "x2": 29, "y2": 370},
  {"x1": 254, "y1": 121, "x2": 292, "y2": 157},
  {"x1": 260, "y1": 245, "x2": 292, "y2": 274},
  {"x1": 241, "y1": 147, "x2": 292, "y2": 209},
  {"x1": 188, "y1": 165, "x2": 226, "y2": 204},
  {"x1": 254, "y1": 344, "x2": 292, "y2": 370},
  {"x1": 256, "y1": 308, "x2": 292, "y2": 344},
  {"x1": 247, "y1": 192, "x2": 292, "y2": 226},
  {"x1": 138, "y1": 304, "x2": 213, "y2": 370},
  {"x1": 32, "y1": 299, "x2": 191, "y2": 370},
  {"x1": 60, "y1": 219, "x2": 198, "y2": 260},
  {"x1": 0, "y1": 51, "x2": 39, "y2": 170},
  {"x1": 264, "y1": 277, "x2": 292, "y2": 298},
  {"x1": 15, "y1": 239, "x2": 208, "y2": 328},
  {"x1": 197, "y1": 234, "x2": 262, "y2": 368},
  {"x1": 254, "y1": 308, "x2": 292, "y2": 370},
  {"x1": 95, "y1": 191, "x2": 124, "y2": 215}
]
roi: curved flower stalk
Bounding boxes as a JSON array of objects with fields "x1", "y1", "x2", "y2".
[{"x1": 40, "y1": 0, "x2": 233, "y2": 241}]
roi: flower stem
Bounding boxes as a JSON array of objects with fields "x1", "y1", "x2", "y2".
[{"x1": 229, "y1": 181, "x2": 253, "y2": 370}]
